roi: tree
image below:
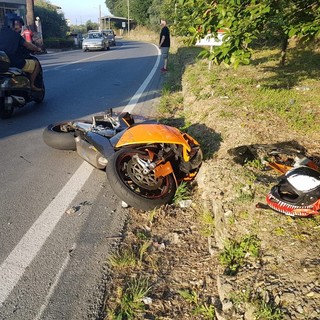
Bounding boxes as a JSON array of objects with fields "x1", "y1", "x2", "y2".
[
  {"x1": 173, "y1": 0, "x2": 320, "y2": 67},
  {"x1": 105, "y1": 0, "x2": 127, "y2": 18},
  {"x1": 34, "y1": 0, "x2": 68, "y2": 38},
  {"x1": 85, "y1": 20, "x2": 99, "y2": 32},
  {"x1": 26, "y1": 0, "x2": 36, "y2": 31},
  {"x1": 131, "y1": 0, "x2": 153, "y2": 25},
  {"x1": 105, "y1": 0, "x2": 168, "y2": 26}
]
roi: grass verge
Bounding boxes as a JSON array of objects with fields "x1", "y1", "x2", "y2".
[{"x1": 102, "y1": 33, "x2": 320, "y2": 319}]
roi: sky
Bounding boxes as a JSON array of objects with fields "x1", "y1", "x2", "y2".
[{"x1": 52, "y1": 1, "x2": 111, "y2": 25}]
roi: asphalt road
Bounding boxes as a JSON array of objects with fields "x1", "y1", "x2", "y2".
[{"x1": 0, "y1": 40, "x2": 162, "y2": 320}]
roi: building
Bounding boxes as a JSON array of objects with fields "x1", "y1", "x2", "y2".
[
  {"x1": 0, "y1": 0, "x2": 26, "y2": 26},
  {"x1": 101, "y1": 15, "x2": 134, "y2": 34}
]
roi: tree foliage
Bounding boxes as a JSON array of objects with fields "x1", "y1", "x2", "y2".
[
  {"x1": 105, "y1": 0, "x2": 170, "y2": 27},
  {"x1": 32, "y1": 0, "x2": 320, "y2": 67},
  {"x1": 172, "y1": 0, "x2": 320, "y2": 67},
  {"x1": 34, "y1": 0, "x2": 68, "y2": 38}
]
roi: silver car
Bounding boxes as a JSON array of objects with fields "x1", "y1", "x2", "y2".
[{"x1": 82, "y1": 32, "x2": 110, "y2": 51}]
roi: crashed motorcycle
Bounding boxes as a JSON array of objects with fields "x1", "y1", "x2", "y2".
[
  {"x1": 43, "y1": 111, "x2": 203, "y2": 211},
  {"x1": 0, "y1": 50, "x2": 45, "y2": 119}
]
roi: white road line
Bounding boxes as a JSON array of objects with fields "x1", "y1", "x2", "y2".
[
  {"x1": 41, "y1": 41, "x2": 126, "y2": 71},
  {"x1": 0, "y1": 42, "x2": 161, "y2": 309},
  {"x1": 48, "y1": 52, "x2": 110, "y2": 70},
  {"x1": 123, "y1": 44, "x2": 161, "y2": 114},
  {"x1": 0, "y1": 162, "x2": 93, "y2": 307}
]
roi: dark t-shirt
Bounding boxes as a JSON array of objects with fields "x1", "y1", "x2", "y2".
[
  {"x1": 0, "y1": 27, "x2": 26, "y2": 68},
  {"x1": 160, "y1": 26, "x2": 170, "y2": 48}
]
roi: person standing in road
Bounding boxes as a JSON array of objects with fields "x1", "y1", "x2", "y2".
[{"x1": 159, "y1": 19, "x2": 170, "y2": 72}]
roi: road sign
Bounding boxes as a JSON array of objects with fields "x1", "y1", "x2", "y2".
[{"x1": 196, "y1": 32, "x2": 225, "y2": 47}]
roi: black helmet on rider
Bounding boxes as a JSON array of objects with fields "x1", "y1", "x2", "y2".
[{"x1": 4, "y1": 12, "x2": 24, "y2": 29}]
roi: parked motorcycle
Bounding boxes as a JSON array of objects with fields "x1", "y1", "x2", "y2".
[
  {"x1": 43, "y1": 110, "x2": 203, "y2": 211},
  {"x1": 0, "y1": 50, "x2": 45, "y2": 119}
]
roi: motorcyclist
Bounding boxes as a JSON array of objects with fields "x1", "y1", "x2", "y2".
[{"x1": 0, "y1": 14, "x2": 42, "y2": 91}]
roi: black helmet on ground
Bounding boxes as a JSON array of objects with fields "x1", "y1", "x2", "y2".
[{"x1": 266, "y1": 166, "x2": 320, "y2": 217}]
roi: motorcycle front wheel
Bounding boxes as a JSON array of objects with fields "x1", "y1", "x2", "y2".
[
  {"x1": 43, "y1": 120, "x2": 91, "y2": 150},
  {"x1": 0, "y1": 97, "x2": 14, "y2": 119},
  {"x1": 33, "y1": 84, "x2": 45, "y2": 103},
  {"x1": 106, "y1": 148, "x2": 177, "y2": 211},
  {"x1": 33, "y1": 69, "x2": 45, "y2": 103}
]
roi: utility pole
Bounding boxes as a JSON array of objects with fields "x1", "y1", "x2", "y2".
[
  {"x1": 26, "y1": 0, "x2": 36, "y2": 31},
  {"x1": 99, "y1": 4, "x2": 102, "y2": 31},
  {"x1": 127, "y1": 0, "x2": 130, "y2": 35}
]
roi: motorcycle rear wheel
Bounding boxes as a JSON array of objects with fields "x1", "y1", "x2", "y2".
[
  {"x1": 43, "y1": 120, "x2": 92, "y2": 150},
  {"x1": 106, "y1": 148, "x2": 177, "y2": 211},
  {"x1": 33, "y1": 69, "x2": 45, "y2": 103}
]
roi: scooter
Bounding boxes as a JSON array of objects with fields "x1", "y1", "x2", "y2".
[
  {"x1": 0, "y1": 50, "x2": 45, "y2": 119},
  {"x1": 43, "y1": 110, "x2": 203, "y2": 211}
]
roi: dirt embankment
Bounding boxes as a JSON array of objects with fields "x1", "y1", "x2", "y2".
[{"x1": 103, "y1": 45, "x2": 320, "y2": 320}]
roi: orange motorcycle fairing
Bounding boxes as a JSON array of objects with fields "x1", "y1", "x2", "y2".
[
  {"x1": 114, "y1": 124, "x2": 199, "y2": 162},
  {"x1": 154, "y1": 161, "x2": 174, "y2": 178}
]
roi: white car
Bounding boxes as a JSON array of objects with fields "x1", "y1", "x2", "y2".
[{"x1": 82, "y1": 32, "x2": 110, "y2": 51}]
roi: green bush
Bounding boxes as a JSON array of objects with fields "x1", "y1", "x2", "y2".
[{"x1": 44, "y1": 37, "x2": 75, "y2": 49}]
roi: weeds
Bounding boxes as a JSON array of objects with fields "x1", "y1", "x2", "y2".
[
  {"x1": 198, "y1": 210, "x2": 215, "y2": 237},
  {"x1": 219, "y1": 234, "x2": 261, "y2": 275},
  {"x1": 235, "y1": 183, "x2": 255, "y2": 203},
  {"x1": 105, "y1": 277, "x2": 151, "y2": 320},
  {"x1": 229, "y1": 288, "x2": 251, "y2": 309},
  {"x1": 108, "y1": 248, "x2": 137, "y2": 270},
  {"x1": 254, "y1": 300, "x2": 283, "y2": 320},
  {"x1": 178, "y1": 290, "x2": 215, "y2": 319},
  {"x1": 230, "y1": 289, "x2": 283, "y2": 320},
  {"x1": 173, "y1": 181, "x2": 191, "y2": 204},
  {"x1": 245, "y1": 159, "x2": 265, "y2": 170}
]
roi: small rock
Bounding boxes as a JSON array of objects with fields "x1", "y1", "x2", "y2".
[
  {"x1": 121, "y1": 201, "x2": 129, "y2": 208},
  {"x1": 306, "y1": 291, "x2": 314, "y2": 297},
  {"x1": 296, "y1": 305, "x2": 304, "y2": 314},
  {"x1": 142, "y1": 297, "x2": 152, "y2": 305},
  {"x1": 178, "y1": 199, "x2": 192, "y2": 208},
  {"x1": 222, "y1": 300, "x2": 233, "y2": 312},
  {"x1": 65, "y1": 206, "x2": 78, "y2": 215}
]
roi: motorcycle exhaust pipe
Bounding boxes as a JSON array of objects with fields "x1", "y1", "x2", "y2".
[{"x1": 75, "y1": 136, "x2": 108, "y2": 169}]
